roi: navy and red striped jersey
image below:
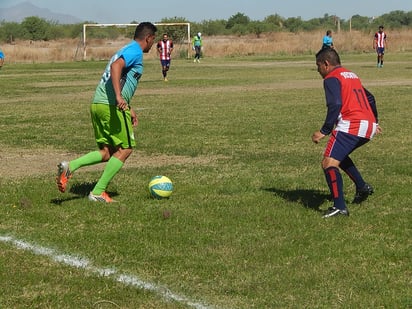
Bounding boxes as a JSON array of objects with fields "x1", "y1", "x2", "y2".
[
  {"x1": 321, "y1": 66, "x2": 378, "y2": 139},
  {"x1": 157, "y1": 40, "x2": 173, "y2": 60},
  {"x1": 374, "y1": 31, "x2": 387, "y2": 48}
]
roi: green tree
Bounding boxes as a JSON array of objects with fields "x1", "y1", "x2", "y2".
[
  {"x1": 379, "y1": 10, "x2": 411, "y2": 28},
  {"x1": 283, "y1": 17, "x2": 304, "y2": 33},
  {"x1": 158, "y1": 17, "x2": 190, "y2": 43},
  {"x1": 350, "y1": 14, "x2": 371, "y2": 31},
  {"x1": 231, "y1": 23, "x2": 247, "y2": 35},
  {"x1": 69, "y1": 23, "x2": 84, "y2": 39},
  {"x1": 21, "y1": 16, "x2": 51, "y2": 40},
  {"x1": 201, "y1": 19, "x2": 227, "y2": 36},
  {"x1": 249, "y1": 21, "x2": 268, "y2": 38},
  {"x1": 263, "y1": 14, "x2": 284, "y2": 30},
  {"x1": 0, "y1": 21, "x2": 23, "y2": 42},
  {"x1": 226, "y1": 12, "x2": 250, "y2": 29}
]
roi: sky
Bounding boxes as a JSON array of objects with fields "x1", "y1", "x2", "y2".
[{"x1": 1, "y1": 0, "x2": 412, "y2": 23}]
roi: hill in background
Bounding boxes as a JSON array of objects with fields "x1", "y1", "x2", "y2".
[{"x1": 0, "y1": 1, "x2": 82, "y2": 24}]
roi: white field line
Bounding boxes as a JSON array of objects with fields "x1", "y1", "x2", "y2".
[{"x1": 0, "y1": 234, "x2": 216, "y2": 309}]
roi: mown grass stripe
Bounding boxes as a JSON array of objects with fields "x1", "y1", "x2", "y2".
[{"x1": 0, "y1": 234, "x2": 215, "y2": 309}]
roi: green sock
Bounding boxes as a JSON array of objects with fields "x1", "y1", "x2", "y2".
[
  {"x1": 92, "y1": 156, "x2": 124, "y2": 195},
  {"x1": 69, "y1": 151, "x2": 103, "y2": 172}
]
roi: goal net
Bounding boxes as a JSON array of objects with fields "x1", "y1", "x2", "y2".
[{"x1": 77, "y1": 23, "x2": 191, "y2": 61}]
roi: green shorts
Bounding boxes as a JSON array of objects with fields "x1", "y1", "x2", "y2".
[{"x1": 90, "y1": 103, "x2": 135, "y2": 148}]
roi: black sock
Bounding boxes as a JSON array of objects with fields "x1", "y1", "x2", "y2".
[{"x1": 340, "y1": 157, "x2": 366, "y2": 190}]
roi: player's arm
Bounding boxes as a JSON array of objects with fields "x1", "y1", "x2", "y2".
[
  {"x1": 320, "y1": 78, "x2": 342, "y2": 135},
  {"x1": 169, "y1": 41, "x2": 174, "y2": 54},
  {"x1": 363, "y1": 88, "x2": 378, "y2": 122},
  {"x1": 110, "y1": 56, "x2": 128, "y2": 111},
  {"x1": 363, "y1": 87, "x2": 382, "y2": 134},
  {"x1": 312, "y1": 78, "x2": 342, "y2": 144}
]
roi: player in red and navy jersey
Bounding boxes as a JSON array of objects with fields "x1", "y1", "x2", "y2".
[
  {"x1": 373, "y1": 25, "x2": 387, "y2": 68},
  {"x1": 157, "y1": 33, "x2": 174, "y2": 81},
  {"x1": 312, "y1": 48, "x2": 382, "y2": 218}
]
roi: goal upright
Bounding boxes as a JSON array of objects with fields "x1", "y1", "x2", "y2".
[{"x1": 82, "y1": 22, "x2": 191, "y2": 60}]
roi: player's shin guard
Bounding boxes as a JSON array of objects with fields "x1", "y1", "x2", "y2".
[
  {"x1": 324, "y1": 167, "x2": 346, "y2": 210},
  {"x1": 92, "y1": 156, "x2": 124, "y2": 195}
]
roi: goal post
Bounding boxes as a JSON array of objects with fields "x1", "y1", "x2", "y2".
[{"x1": 82, "y1": 22, "x2": 191, "y2": 60}]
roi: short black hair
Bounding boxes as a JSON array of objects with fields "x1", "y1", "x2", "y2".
[
  {"x1": 134, "y1": 22, "x2": 157, "y2": 40},
  {"x1": 316, "y1": 47, "x2": 341, "y2": 66},
  {"x1": 379, "y1": 25, "x2": 384, "y2": 29}
]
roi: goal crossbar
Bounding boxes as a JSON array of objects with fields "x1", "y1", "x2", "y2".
[{"x1": 82, "y1": 23, "x2": 191, "y2": 60}]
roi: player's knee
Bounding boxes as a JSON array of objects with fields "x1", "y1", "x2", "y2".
[{"x1": 322, "y1": 157, "x2": 340, "y2": 170}]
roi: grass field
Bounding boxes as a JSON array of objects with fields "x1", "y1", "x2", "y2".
[{"x1": 0, "y1": 52, "x2": 411, "y2": 308}]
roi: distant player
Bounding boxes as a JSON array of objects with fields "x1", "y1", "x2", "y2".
[
  {"x1": 157, "y1": 33, "x2": 174, "y2": 81},
  {"x1": 373, "y1": 25, "x2": 387, "y2": 68},
  {"x1": 322, "y1": 30, "x2": 334, "y2": 50},
  {"x1": 0, "y1": 48, "x2": 4, "y2": 69},
  {"x1": 192, "y1": 32, "x2": 202, "y2": 63}
]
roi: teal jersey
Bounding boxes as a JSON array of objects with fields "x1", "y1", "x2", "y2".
[
  {"x1": 192, "y1": 35, "x2": 202, "y2": 47},
  {"x1": 93, "y1": 40, "x2": 143, "y2": 105}
]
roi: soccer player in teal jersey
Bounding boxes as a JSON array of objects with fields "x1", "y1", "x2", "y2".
[
  {"x1": 192, "y1": 32, "x2": 202, "y2": 63},
  {"x1": 322, "y1": 30, "x2": 334, "y2": 50},
  {"x1": 0, "y1": 48, "x2": 4, "y2": 69},
  {"x1": 56, "y1": 22, "x2": 157, "y2": 203}
]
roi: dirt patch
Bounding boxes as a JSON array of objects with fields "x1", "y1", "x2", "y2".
[{"x1": 1, "y1": 148, "x2": 227, "y2": 180}]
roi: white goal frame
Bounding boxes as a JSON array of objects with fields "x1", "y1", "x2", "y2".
[{"x1": 82, "y1": 22, "x2": 191, "y2": 60}]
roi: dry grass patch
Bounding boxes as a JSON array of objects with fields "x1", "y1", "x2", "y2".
[
  {"x1": 3, "y1": 29, "x2": 412, "y2": 63},
  {"x1": 0, "y1": 148, "x2": 229, "y2": 179}
]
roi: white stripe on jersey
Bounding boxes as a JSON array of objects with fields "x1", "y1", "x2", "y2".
[
  {"x1": 358, "y1": 120, "x2": 369, "y2": 138},
  {"x1": 336, "y1": 117, "x2": 350, "y2": 133}
]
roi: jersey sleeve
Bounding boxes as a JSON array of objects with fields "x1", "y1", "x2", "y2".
[
  {"x1": 363, "y1": 87, "x2": 379, "y2": 123},
  {"x1": 320, "y1": 77, "x2": 342, "y2": 135}
]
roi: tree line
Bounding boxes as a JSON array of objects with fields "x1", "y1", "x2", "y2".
[{"x1": 0, "y1": 10, "x2": 411, "y2": 42}]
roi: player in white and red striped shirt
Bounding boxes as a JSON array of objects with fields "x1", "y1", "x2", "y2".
[
  {"x1": 312, "y1": 48, "x2": 382, "y2": 218},
  {"x1": 373, "y1": 25, "x2": 388, "y2": 68},
  {"x1": 157, "y1": 33, "x2": 174, "y2": 81}
]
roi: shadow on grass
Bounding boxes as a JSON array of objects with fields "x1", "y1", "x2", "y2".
[
  {"x1": 263, "y1": 187, "x2": 330, "y2": 212},
  {"x1": 50, "y1": 182, "x2": 118, "y2": 205}
]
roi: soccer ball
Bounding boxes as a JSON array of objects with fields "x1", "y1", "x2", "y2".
[{"x1": 148, "y1": 175, "x2": 173, "y2": 199}]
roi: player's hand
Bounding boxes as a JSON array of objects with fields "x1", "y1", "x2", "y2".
[
  {"x1": 131, "y1": 108, "x2": 138, "y2": 127},
  {"x1": 376, "y1": 124, "x2": 382, "y2": 135},
  {"x1": 312, "y1": 131, "x2": 325, "y2": 144},
  {"x1": 116, "y1": 96, "x2": 128, "y2": 111}
]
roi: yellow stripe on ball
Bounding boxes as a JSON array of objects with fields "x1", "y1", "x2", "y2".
[{"x1": 149, "y1": 176, "x2": 173, "y2": 199}]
